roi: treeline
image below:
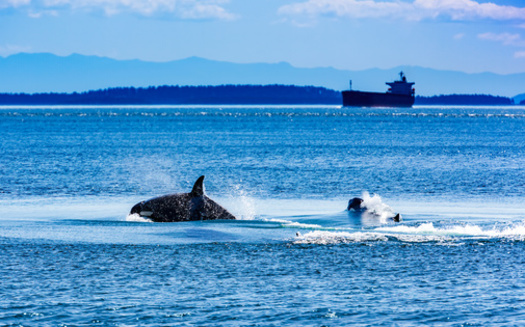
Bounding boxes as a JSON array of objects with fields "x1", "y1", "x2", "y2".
[
  {"x1": 415, "y1": 94, "x2": 514, "y2": 105},
  {"x1": 0, "y1": 85, "x2": 342, "y2": 105},
  {"x1": 0, "y1": 86, "x2": 517, "y2": 105}
]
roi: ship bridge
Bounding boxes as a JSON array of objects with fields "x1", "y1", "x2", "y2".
[{"x1": 386, "y1": 72, "x2": 415, "y2": 96}]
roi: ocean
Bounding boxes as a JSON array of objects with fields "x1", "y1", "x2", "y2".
[{"x1": 1, "y1": 105, "x2": 525, "y2": 326}]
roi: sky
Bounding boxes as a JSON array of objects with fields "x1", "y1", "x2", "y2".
[{"x1": 1, "y1": 0, "x2": 525, "y2": 74}]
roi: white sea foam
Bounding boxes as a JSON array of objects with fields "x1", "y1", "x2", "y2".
[
  {"x1": 377, "y1": 222, "x2": 525, "y2": 239},
  {"x1": 292, "y1": 221, "x2": 525, "y2": 244},
  {"x1": 125, "y1": 213, "x2": 153, "y2": 223},
  {"x1": 294, "y1": 230, "x2": 388, "y2": 244},
  {"x1": 293, "y1": 229, "x2": 448, "y2": 244}
]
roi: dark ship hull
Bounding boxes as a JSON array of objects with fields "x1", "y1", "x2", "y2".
[{"x1": 342, "y1": 90, "x2": 415, "y2": 107}]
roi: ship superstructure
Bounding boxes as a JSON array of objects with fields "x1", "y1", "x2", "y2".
[{"x1": 342, "y1": 72, "x2": 415, "y2": 107}]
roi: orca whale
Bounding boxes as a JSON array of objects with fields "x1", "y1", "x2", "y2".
[
  {"x1": 130, "y1": 175, "x2": 236, "y2": 222},
  {"x1": 347, "y1": 197, "x2": 402, "y2": 222}
]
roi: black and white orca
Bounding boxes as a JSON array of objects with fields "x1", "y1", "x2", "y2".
[{"x1": 130, "y1": 175, "x2": 236, "y2": 222}]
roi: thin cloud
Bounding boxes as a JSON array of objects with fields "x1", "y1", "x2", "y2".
[
  {"x1": 0, "y1": 0, "x2": 236, "y2": 20},
  {"x1": 478, "y1": 31, "x2": 525, "y2": 62},
  {"x1": 0, "y1": 0, "x2": 31, "y2": 8},
  {"x1": 478, "y1": 32, "x2": 525, "y2": 47},
  {"x1": 453, "y1": 33, "x2": 465, "y2": 40},
  {"x1": 278, "y1": 0, "x2": 525, "y2": 22}
]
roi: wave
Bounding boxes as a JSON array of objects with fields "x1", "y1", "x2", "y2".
[
  {"x1": 293, "y1": 221, "x2": 525, "y2": 244},
  {"x1": 377, "y1": 222, "x2": 525, "y2": 238},
  {"x1": 294, "y1": 230, "x2": 388, "y2": 244}
]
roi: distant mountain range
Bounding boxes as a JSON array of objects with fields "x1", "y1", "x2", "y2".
[{"x1": 1, "y1": 53, "x2": 524, "y2": 99}]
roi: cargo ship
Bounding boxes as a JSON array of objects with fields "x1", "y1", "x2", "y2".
[{"x1": 342, "y1": 72, "x2": 415, "y2": 107}]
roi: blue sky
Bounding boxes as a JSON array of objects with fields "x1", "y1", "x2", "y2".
[{"x1": 1, "y1": 0, "x2": 525, "y2": 74}]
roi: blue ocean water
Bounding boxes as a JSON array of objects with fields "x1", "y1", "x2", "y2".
[{"x1": 1, "y1": 105, "x2": 525, "y2": 326}]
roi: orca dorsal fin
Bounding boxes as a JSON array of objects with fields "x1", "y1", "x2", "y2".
[{"x1": 191, "y1": 175, "x2": 205, "y2": 196}]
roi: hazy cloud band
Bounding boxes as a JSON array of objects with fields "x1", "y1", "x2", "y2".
[
  {"x1": 0, "y1": 0, "x2": 236, "y2": 19},
  {"x1": 278, "y1": 0, "x2": 525, "y2": 22}
]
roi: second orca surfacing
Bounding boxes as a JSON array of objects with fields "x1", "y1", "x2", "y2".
[
  {"x1": 130, "y1": 176, "x2": 236, "y2": 222},
  {"x1": 347, "y1": 197, "x2": 402, "y2": 222}
]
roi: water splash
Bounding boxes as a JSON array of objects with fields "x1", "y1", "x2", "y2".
[
  {"x1": 353, "y1": 191, "x2": 397, "y2": 222},
  {"x1": 125, "y1": 213, "x2": 152, "y2": 223},
  {"x1": 224, "y1": 184, "x2": 257, "y2": 220},
  {"x1": 293, "y1": 221, "x2": 525, "y2": 244},
  {"x1": 378, "y1": 221, "x2": 525, "y2": 239}
]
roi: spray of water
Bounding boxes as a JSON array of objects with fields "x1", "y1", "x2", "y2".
[
  {"x1": 126, "y1": 213, "x2": 153, "y2": 222},
  {"x1": 357, "y1": 191, "x2": 397, "y2": 221},
  {"x1": 224, "y1": 184, "x2": 257, "y2": 220}
]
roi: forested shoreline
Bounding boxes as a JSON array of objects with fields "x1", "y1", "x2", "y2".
[{"x1": 0, "y1": 85, "x2": 516, "y2": 105}]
